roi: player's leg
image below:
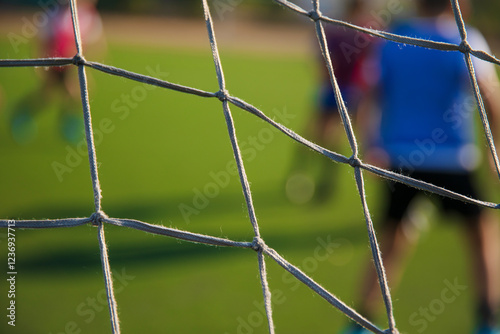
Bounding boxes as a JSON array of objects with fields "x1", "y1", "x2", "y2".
[
  {"x1": 342, "y1": 176, "x2": 420, "y2": 331},
  {"x1": 60, "y1": 67, "x2": 85, "y2": 144},
  {"x1": 285, "y1": 84, "x2": 340, "y2": 204},
  {"x1": 464, "y1": 211, "x2": 500, "y2": 333},
  {"x1": 440, "y1": 172, "x2": 500, "y2": 333}
]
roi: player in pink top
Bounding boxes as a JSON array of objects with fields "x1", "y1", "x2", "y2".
[{"x1": 10, "y1": 1, "x2": 104, "y2": 144}]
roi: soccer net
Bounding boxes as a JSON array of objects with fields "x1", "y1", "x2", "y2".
[{"x1": 1, "y1": 0, "x2": 500, "y2": 333}]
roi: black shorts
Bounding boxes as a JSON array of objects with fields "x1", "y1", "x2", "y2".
[{"x1": 384, "y1": 170, "x2": 482, "y2": 226}]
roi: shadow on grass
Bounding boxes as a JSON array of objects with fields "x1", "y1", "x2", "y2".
[
  {"x1": 15, "y1": 223, "x2": 366, "y2": 277},
  {"x1": 9, "y1": 187, "x2": 369, "y2": 275}
]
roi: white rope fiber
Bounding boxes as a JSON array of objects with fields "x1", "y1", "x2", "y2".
[{"x1": 1, "y1": 0, "x2": 500, "y2": 333}]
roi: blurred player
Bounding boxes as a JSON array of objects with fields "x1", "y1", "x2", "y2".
[
  {"x1": 285, "y1": 0, "x2": 372, "y2": 204},
  {"x1": 343, "y1": 0, "x2": 500, "y2": 333},
  {"x1": 10, "y1": 0, "x2": 104, "y2": 144}
]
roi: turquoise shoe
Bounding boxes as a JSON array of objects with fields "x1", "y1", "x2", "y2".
[
  {"x1": 341, "y1": 324, "x2": 372, "y2": 334},
  {"x1": 11, "y1": 108, "x2": 37, "y2": 144},
  {"x1": 475, "y1": 325, "x2": 500, "y2": 334},
  {"x1": 61, "y1": 112, "x2": 85, "y2": 144}
]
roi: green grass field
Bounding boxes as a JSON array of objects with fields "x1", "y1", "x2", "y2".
[{"x1": 0, "y1": 31, "x2": 492, "y2": 334}]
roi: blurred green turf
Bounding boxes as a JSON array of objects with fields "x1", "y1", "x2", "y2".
[{"x1": 0, "y1": 36, "x2": 488, "y2": 334}]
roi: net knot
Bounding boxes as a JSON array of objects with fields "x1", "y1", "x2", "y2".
[
  {"x1": 252, "y1": 237, "x2": 266, "y2": 252},
  {"x1": 348, "y1": 156, "x2": 362, "y2": 168},
  {"x1": 308, "y1": 10, "x2": 322, "y2": 22},
  {"x1": 90, "y1": 210, "x2": 108, "y2": 226},
  {"x1": 458, "y1": 40, "x2": 471, "y2": 54},
  {"x1": 215, "y1": 89, "x2": 229, "y2": 102},
  {"x1": 72, "y1": 53, "x2": 86, "y2": 66}
]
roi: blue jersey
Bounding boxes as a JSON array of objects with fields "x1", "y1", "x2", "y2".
[{"x1": 376, "y1": 18, "x2": 490, "y2": 172}]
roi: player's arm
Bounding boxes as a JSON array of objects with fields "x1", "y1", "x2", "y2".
[
  {"x1": 468, "y1": 29, "x2": 500, "y2": 172},
  {"x1": 477, "y1": 69, "x2": 500, "y2": 134},
  {"x1": 355, "y1": 45, "x2": 391, "y2": 169}
]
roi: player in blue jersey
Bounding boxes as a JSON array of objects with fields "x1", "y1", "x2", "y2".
[{"x1": 343, "y1": 0, "x2": 500, "y2": 333}]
